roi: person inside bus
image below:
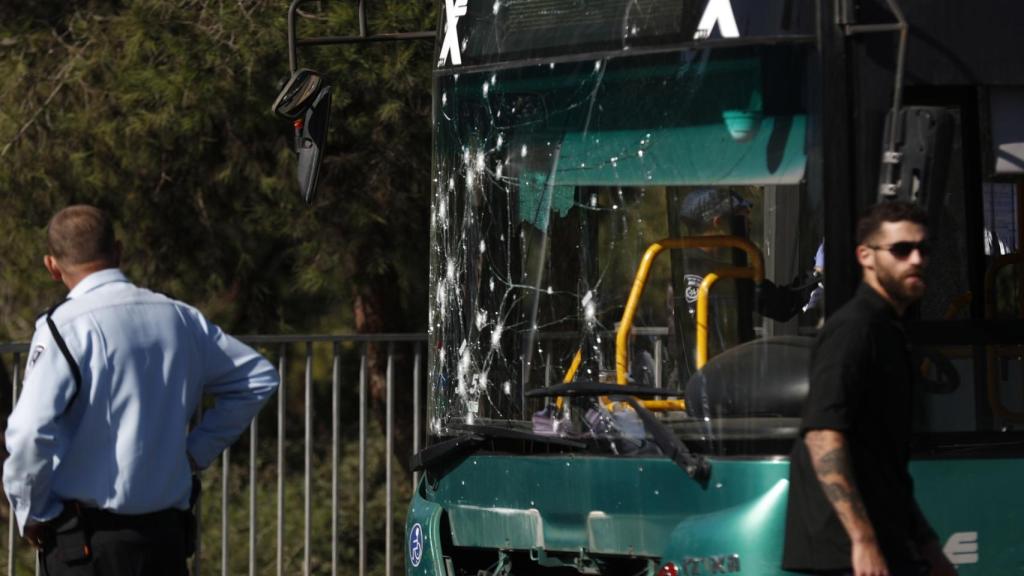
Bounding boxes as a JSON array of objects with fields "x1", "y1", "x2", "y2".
[
  {"x1": 805, "y1": 240, "x2": 826, "y2": 312},
  {"x1": 665, "y1": 187, "x2": 821, "y2": 375},
  {"x1": 675, "y1": 187, "x2": 822, "y2": 323}
]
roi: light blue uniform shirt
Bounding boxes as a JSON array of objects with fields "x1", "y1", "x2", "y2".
[{"x1": 3, "y1": 269, "x2": 279, "y2": 532}]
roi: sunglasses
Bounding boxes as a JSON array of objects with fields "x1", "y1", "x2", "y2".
[{"x1": 869, "y1": 241, "x2": 931, "y2": 259}]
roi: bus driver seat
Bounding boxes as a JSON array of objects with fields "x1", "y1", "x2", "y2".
[{"x1": 684, "y1": 335, "x2": 812, "y2": 447}]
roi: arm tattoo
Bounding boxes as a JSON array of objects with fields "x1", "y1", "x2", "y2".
[
  {"x1": 806, "y1": 431, "x2": 874, "y2": 534},
  {"x1": 821, "y1": 481, "x2": 851, "y2": 502},
  {"x1": 816, "y1": 447, "x2": 853, "y2": 477},
  {"x1": 821, "y1": 482, "x2": 869, "y2": 519}
]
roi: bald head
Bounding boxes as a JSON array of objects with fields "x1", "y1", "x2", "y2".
[{"x1": 47, "y1": 205, "x2": 119, "y2": 267}]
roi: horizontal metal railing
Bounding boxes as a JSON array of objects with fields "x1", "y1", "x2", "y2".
[{"x1": 0, "y1": 333, "x2": 427, "y2": 576}]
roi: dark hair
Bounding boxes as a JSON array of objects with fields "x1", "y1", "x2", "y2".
[
  {"x1": 47, "y1": 205, "x2": 117, "y2": 265},
  {"x1": 855, "y1": 201, "x2": 928, "y2": 245}
]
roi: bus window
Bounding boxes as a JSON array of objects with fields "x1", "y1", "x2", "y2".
[
  {"x1": 909, "y1": 106, "x2": 1024, "y2": 436},
  {"x1": 916, "y1": 110, "x2": 971, "y2": 321},
  {"x1": 983, "y1": 182, "x2": 1023, "y2": 318},
  {"x1": 982, "y1": 182, "x2": 1019, "y2": 256},
  {"x1": 428, "y1": 43, "x2": 823, "y2": 456}
]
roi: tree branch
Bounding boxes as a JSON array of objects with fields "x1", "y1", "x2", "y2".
[{"x1": 0, "y1": 41, "x2": 89, "y2": 159}]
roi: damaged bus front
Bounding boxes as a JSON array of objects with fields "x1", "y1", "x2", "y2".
[{"x1": 405, "y1": 0, "x2": 1024, "y2": 574}]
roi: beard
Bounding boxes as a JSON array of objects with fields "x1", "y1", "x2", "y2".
[{"x1": 877, "y1": 263, "x2": 927, "y2": 305}]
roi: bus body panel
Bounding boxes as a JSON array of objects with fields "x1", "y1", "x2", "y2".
[
  {"x1": 406, "y1": 489, "x2": 448, "y2": 575},
  {"x1": 407, "y1": 455, "x2": 1024, "y2": 574}
]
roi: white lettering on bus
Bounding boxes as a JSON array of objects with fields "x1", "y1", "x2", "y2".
[
  {"x1": 943, "y1": 532, "x2": 979, "y2": 565},
  {"x1": 439, "y1": 0, "x2": 468, "y2": 67},
  {"x1": 693, "y1": 0, "x2": 740, "y2": 40}
]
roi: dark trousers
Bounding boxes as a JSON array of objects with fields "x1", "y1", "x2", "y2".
[{"x1": 42, "y1": 507, "x2": 188, "y2": 576}]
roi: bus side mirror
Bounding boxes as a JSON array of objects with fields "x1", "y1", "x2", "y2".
[
  {"x1": 272, "y1": 69, "x2": 323, "y2": 120},
  {"x1": 294, "y1": 86, "x2": 331, "y2": 204},
  {"x1": 878, "y1": 107, "x2": 956, "y2": 233},
  {"x1": 273, "y1": 69, "x2": 332, "y2": 204}
]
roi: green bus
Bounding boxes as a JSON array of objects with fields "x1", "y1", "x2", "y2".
[{"x1": 396, "y1": 0, "x2": 1024, "y2": 574}]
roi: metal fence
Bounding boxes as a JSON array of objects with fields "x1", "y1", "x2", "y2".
[{"x1": 0, "y1": 333, "x2": 427, "y2": 576}]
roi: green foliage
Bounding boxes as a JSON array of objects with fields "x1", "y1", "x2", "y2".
[
  {"x1": 0, "y1": 2, "x2": 436, "y2": 570},
  {"x1": 0, "y1": 0, "x2": 436, "y2": 339},
  {"x1": 0, "y1": 3, "x2": 436, "y2": 570}
]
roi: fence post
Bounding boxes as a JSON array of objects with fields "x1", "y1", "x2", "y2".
[
  {"x1": 249, "y1": 395, "x2": 258, "y2": 576},
  {"x1": 8, "y1": 352, "x2": 19, "y2": 576},
  {"x1": 386, "y1": 343, "x2": 394, "y2": 576},
  {"x1": 276, "y1": 346, "x2": 286, "y2": 576},
  {"x1": 303, "y1": 343, "x2": 313, "y2": 576},
  {"x1": 222, "y1": 447, "x2": 230, "y2": 576},
  {"x1": 332, "y1": 341, "x2": 341, "y2": 576},
  {"x1": 413, "y1": 343, "x2": 422, "y2": 490}
]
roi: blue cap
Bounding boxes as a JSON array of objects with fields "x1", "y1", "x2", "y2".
[{"x1": 678, "y1": 189, "x2": 753, "y2": 227}]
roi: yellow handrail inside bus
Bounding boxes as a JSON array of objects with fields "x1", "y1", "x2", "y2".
[
  {"x1": 984, "y1": 253, "x2": 1024, "y2": 422},
  {"x1": 614, "y1": 236, "x2": 765, "y2": 409},
  {"x1": 695, "y1": 267, "x2": 760, "y2": 369},
  {"x1": 554, "y1": 349, "x2": 583, "y2": 411}
]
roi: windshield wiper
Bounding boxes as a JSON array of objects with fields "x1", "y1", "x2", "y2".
[
  {"x1": 618, "y1": 396, "x2": 710, "y2": 484},
  {"x1": 527, "y1": 383, "x2": 709, "y2": 484},
  {"x1": 449, "y1": 423, "x2": 588, "y2": 449},
  {"x1": 526, "y1": 382, "x2": 684, "y2": 399},
  {"x1": 411, "y1": 424, "x2": 587, "y2": 473}
]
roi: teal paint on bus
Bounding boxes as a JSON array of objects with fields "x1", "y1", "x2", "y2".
[
  {"x1": 520, "y1": 115, "x2": 808, "y2": 192},
  {"x1": 909, "y1": 458, "x2": 1024, "y2": 574},
  {"x1": 406, "y1": 454, "x2": 1024, "y2": 574},
  {"x1": 406, "y1": 455, "x2": 787, "y2": 572},
  {"x1": 429, "y1": 456, "x2": 780, "y2": 555},
  {"x1": 662, "y1": 471, "x2": 790, "y2": 575},
  {"x1": 406, "y1": 485, "x2": 448, "y2": 576}
]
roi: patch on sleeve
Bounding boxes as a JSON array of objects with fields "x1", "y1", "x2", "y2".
[
  {"x1": 25, "y1": 344, "x2": 45, "y2": 378},
  {"x1": 684, "y1": 274, "x2": 704, "y2": 303}
]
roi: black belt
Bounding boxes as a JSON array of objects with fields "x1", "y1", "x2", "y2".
[{"x1": 62, "y1": 503, "x2": 186, "y2": 532}]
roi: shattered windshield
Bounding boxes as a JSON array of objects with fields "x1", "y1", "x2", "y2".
[{"x1": 428, "y1": 44, "x2": 822, "y2": 456}]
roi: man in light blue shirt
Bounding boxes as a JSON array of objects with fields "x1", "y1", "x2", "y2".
[{"x1": 4, "y1": 205, "x2": 279, "y2": 575}]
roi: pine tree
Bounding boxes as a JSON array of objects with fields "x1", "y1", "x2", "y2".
[{"x1": 0, "y1": 0, "x2": 436, "y2": 470}]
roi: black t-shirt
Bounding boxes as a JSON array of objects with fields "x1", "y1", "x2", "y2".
[{"x1": 782, "y1": 283, "x2": 922, "y2": 572}]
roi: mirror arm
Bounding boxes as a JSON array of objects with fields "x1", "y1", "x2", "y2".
[
  {"x1": 287, "y1": 0, "x2": 301, "y2": 74},
  {"x1": 878, "y1": 0, "x2": 909, "y2": 201},
  {"x1": 840, "y1": 0, "x2": 910, "y2": 202},
  {"x1": 359, "y1": 0, "x2": 367, "y2": 38},
  {"x1": 287, "y1": 0, "x2": 435, "y2": 74}
]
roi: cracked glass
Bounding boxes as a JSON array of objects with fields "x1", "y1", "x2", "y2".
[{"x1": 429, "y1": 43, "x2": 823, "y2": 456}]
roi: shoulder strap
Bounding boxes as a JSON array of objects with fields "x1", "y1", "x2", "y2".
[{"x1": 46, "y1": 299, "x2": 83, "y2": 411}]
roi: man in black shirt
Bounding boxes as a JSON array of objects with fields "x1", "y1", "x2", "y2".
[{"x1": 782, "y1": 202, "x2": 955, "y2": 576}]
